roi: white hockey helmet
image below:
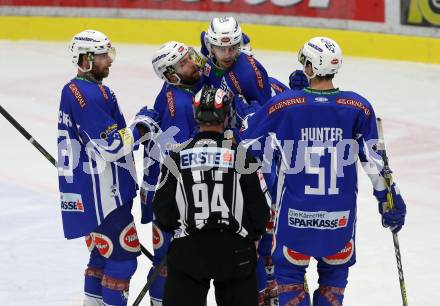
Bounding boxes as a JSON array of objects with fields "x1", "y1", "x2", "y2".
[
  {"x1": 298, "y1": 37, "x2": 342, "y2": 78},
  {"x1": 152, "y1": 41, "x2": 192, "y2": 85},
  {"x1": 205, "y1": 17, "x2": 243, "y2": 57},
  {"x1": 69, "y1": 29, "x2": 115, "y2": 72}
]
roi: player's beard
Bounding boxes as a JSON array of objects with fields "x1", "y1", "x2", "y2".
[
  {"x1": 180, "y1": 69, "x2": 201, "y2": 86},
  {"x1": 90, "y1": 65, "x2": 110, "y2": 82}
]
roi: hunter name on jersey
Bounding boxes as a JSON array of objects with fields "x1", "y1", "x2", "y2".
[
  {"x1": 301, "y1": 127, "x2": 343, "y2": 142},
  {"x1": 180, "y1": 147, "x2": 234, "y2": 169},
  {"x1": 288, "y1": 208, "x2": 349, "y2": 230}
]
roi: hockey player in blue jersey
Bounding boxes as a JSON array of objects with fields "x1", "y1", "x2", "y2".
[
  {"x1": 140, "y1": 41, "x2": 205, "y2": 305},
  {"x1": 202, "y1": 17, "x2": 305, "y2": 305},
  {"x1": 201, "y1": 18, "x2": 307, "y2": 99},
  {"x1": 240, "y1": 37, "x2": 407, "y2": 305},
  {"x1": 202, "y1": 16, "x2": 272, "y2": 106},
  {"x1": 201, "y1": 28, "x2": 253, "y2": 57},
  {"x1": 57, "y1": 29, "x2": 158, "y2": 306}
]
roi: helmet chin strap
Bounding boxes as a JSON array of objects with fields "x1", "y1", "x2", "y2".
[
  {"x1": 77, "y1": 53, "x2": 94, "y2": 73},
  {"x1": 77, "y1": 62, "x2": 92, "y2": 73},
  {"x1": 303, "y1": 65, "x2": 316, "y2": 81}
]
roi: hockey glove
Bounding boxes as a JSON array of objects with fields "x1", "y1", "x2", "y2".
[
  {"x1": 130, "y1": 107, "x2": 160, "y2": 143},
  {"x1": 289, "y1": 69, "x2": 309, "y2": 90},
  {"x1": 375, "y1": 183, "x2": 407, "y2": 233},
  {"x1": 234, "y1": 95, "x2": 260, "y2": 131}
]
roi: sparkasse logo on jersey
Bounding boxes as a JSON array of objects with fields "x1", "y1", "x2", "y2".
[
  {"x1": 60, "y1": 193, "x2": 85, "y2": 212},
  {"x1": 288, "y1": 208, "x2": 349, "y2": 230}
]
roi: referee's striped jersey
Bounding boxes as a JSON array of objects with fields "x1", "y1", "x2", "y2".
[{"x1": 153, "y1": 131, "x2": 271, "y2": 241}]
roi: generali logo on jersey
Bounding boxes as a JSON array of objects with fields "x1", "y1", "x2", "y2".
[{"x1": 268, "y1": 97, "x2": 306, "y2": 115}]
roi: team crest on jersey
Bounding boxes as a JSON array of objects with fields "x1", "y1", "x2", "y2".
[
  {"x1": 68, "y1": 82, "x2": 86, "y2": 108},
  {"x1": 268, "y1": 97, "x2": 306, "y2": 115},
  {"x1": 152, "y1": 223, "x2": 164, "y2": 250},
  {"x1": 93, "y1": 233, "x2": 114, "y2": 258},
  {"x1": 322, "y1": 239, "x2": 354, "y2": 265},
  {"x1": 336, "y1": 98, "x2": 370, "y2": 117},
  {"x1": 283, "y1": 246, "x2": 311, "y2": 266},
  {"x1": 60, "y1": 193, "x2": 84, "y2": 213},
  {"x1": 166, "y1": 90, "x2": 176, "y2": 117},
  {"x1": 287, "y1": 208, "x2": 349, "y2": 230},
  {"x1": 119, "y1": 222, "x2": 141, "y2": 253}
]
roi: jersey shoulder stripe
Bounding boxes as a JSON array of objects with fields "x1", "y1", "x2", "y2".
[
  {"x1": 228, "y1": 71, "x2": 242, "y2": 94},
  {"x1": 67, "y1": 81, "x2": 87, "y2": 108},
  {"x1": 166, "y1": 89, "x2": 176, "y2": 117},
  {"x1": 98, "y1": 84, "x2": 109, "y2": 101},
  {"x1": 245, "y1": 55, "x2": 264, "y2": 89}
]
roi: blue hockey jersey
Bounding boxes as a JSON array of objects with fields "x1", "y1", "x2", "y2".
[
  {"x1": 57, "y1": 77, "x2": 138, "y2": 239},
  {"x1": 269, "y1": 77, "x2": 289, "y2": 96},
  {"x1": 241, "y1": 87, "x2": 384, "y2": 257},
  {"x1": 203, "y1": 53, "x2": 272, "y2": 106},
  {"x1": 140, "y1": 81, "x2": 202, "y2": 223}
]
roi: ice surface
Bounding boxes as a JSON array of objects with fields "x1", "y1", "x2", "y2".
[{"x1": 1, "y1": 41, "x2": 439, "y2": 305}]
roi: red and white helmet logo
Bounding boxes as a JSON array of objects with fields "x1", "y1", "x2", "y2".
[
  {"x1": 152, "y1": 224, "x2": 164, "y2": 250},
  {"x1": 120, "y1": 222, "x2": 141, "y2": 253},
  {"x1": 283, "y1": 246, "x2": 311, "y2": 266},
  {"x1": 322, "y1": 239, "x2": 354, "y2": 265},
  {"x1": 93, "y1": 233, "x2": 114, "y2": 258}
]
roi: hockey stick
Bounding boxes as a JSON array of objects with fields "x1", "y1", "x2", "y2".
[
  {"x1": 132, "y1": 256, "x2": 167, "y2": 306},
  {"x1": 1, "y1": 104, "x2": 56, "y2": 166},
  {"x1": 0, "y1": 104, "x2": 155, "y2": 262},
  {"x1": 376, "y1": 117, "x2": 409, "y2": 306}
]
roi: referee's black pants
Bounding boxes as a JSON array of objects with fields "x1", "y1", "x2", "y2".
[{"x1": 163, "y1": 229, "x2": 259, "y2": 306}]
